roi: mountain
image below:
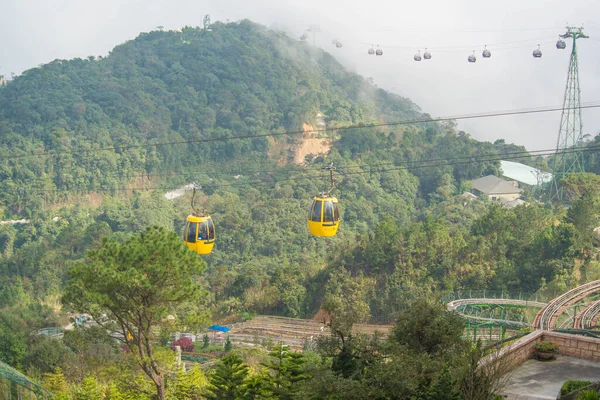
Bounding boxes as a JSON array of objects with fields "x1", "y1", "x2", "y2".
[
  {"x1": 0, "y1": 20, "x2": 427, "y2": 214},
  {"x1": 0, "y1": 19, "x2": 583, "y2": 324},
  {"x1": 0, "y1": 19, "x2": 530, "y2": 220}
]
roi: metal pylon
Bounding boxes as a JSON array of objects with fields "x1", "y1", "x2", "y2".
[{"x1": 551, "y1": 26, "x2": 588, "y2": 201}]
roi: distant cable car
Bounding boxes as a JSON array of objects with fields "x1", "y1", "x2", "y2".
[
  {"x1": 308, "y1": 164, "x2": 340, "y2": 237},
  {"x1": 482, "y1": 45, "x2": 491, "y2": 58},
  {"x1": 468, "y1": 50, "x2": 476, "y2": 63},
  {"x1": 183, "y1": 185, "x2": 215, "y2": 254},
  {"x1": 336, "y1": 41, "x2": 342, "y2": 48},
  {"x1": 300, "y1": 33, "x2": 308, "y2": 41},
  {"x1": 556, "y1": 38, "x2": 566, "y2": 49},
  {"x1": 533, "y1": 44, "x2": 542, "y2": 58},
  {"x1": 376, "y1": 46, "x2": 383, "y2": 56},
  {"x1": 414, "y1": 50, "x2": 422, "y2": 61},
  {"x1": 423, "y1": 48, "x2": 431, "y2": 60},
  {"x1": 368, "y1": 46, "x2": 375, "y2": 55}
]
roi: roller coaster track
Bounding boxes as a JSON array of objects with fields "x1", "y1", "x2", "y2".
[
  {"x1": 534, "y1": 279, "x2": 600, "y2": 330},
  {"x1": 447, "y1": 298, "x2": 547, "y2": 328},
  {"x1": 574, "y1": 299, "x2": 600, "y2": 329}
]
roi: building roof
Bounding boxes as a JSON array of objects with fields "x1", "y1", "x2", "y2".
[
  {"x1": 502, "y1": 198, "x2": 526, "y2": 208},
  {"x1": 500, "y1": 160, "x2": 553, "y2": 186},
  {"x1": 471, "y1": 175, "x2": 522, "y2": 195}
]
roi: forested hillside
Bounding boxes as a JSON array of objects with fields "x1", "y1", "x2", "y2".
[{"x1": 0, "y1": 20, "x2": 599, "y2": 394}]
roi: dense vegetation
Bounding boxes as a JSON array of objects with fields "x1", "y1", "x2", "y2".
[{"x1": 0, "y1": 19, "x2": 598, "y2": 399}]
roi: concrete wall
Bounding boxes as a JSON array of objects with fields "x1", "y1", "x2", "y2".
[
  {"x1": 481, "y1": 330, "x2": 600, "y2": 370},
  {"x1": 547, "y1": 331, "x2": 600, "y2": 362},
  {"x1": 490, "y1": 193, "x2": 521, "y2": 202}
]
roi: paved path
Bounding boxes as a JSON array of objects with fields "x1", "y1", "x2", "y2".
[{"x1": 502, "y1": 356, "x2": 600, "y2": 399}]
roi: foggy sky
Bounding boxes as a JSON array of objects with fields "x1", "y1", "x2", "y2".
[{"x1": 2, "y1": 0, "x2": 600, "y2": 150}]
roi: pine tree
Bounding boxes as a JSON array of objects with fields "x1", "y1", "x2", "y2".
[
  {"x1": 203, "y1": 334, "x2": 210, "y2": 349},
  {"x1": 428, "y1": 366, "x2": 460, "y2": 400},
  {"x1": 63, "y1": 226, "x2": 207, "y2": 400},
  {"x1": 43, "y1": 367, "x2": 68, "y2": 397},
  {"x1": 260, "y1": 345, "x2": 310, "y2": 400},
  {"x1": 224, "y1": 336, "x2": 232, "y2": 352},
  {"x1": 168, "y1": 364, "x2": 209, "y2": 400},
  {"x1": 206, "y1": 354, "x2": 249, "y2": 400},
  {"x1": 73, "y1": 375, "x2": 104, "y2": 400}
]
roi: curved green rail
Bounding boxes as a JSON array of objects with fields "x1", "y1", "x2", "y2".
[{"x1": 0, "y1": 359, "x2": 53, "y2": 399}]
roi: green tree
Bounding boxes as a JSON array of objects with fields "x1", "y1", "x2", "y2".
[
  {"x1": 260, "y1": 344, "x2": 310, "y2": 399},
  {"x1": 224, "y1": 336, "x2": 232, "y2": 352},
  {"x1": 63, "y1": 226, "x2": 207, "y2": 400},
  {"x1": 566, "y1": 193, "x2": 600, "y2": 252},
  {"x1": 322, "y1": 269, "x2": 371, "y2": 339},
  {"x1": 561, "y1": 172, "x2": 600, "y2": 201},
  {"x1": 43, "y1": 367, "x2": 68, "y2": 397},
  {"x1": 205, "y1": 354, "x2": 249, "y2": 400},
  {"x1": 168, "y1": 364, "x2": 208, "y2": 400},
  {"x1": 391, "y1": 298, "x2": 465, "y2": 356},
  {"x1": 73, "y1": 375, "x2": 104, "y2": 400},
  {"x1": 0, "y1": 328, "x2": 25, "y2": 368}
]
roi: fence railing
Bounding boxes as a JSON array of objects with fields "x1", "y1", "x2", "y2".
[{"x1": 442, "y1": 289, "x2": 556, "y2": 304}]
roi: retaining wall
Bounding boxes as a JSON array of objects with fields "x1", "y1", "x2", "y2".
[{"x1": 482, "y1": 330, "x2": 600, "y2": 370}]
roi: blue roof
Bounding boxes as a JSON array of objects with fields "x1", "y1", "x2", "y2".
[{"x1": 208, "y1": 325, "x2": 231, "y2": 332}]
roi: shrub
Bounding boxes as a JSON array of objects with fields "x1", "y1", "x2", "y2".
[
  {"x1": 577, "y1": 389, "x2": 600, "y2": 400},
  {"x1": 561, "y1": 380, "x2": 592, "y2": 395},
  {"x1": 171, "y1": 337, "x2": 195, "y2": 352},
  {"x1": 535, "y1": 341, "x2": 558, "y2": 353}
]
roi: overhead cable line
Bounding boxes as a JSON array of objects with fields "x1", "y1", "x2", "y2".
[
  {"x1": 22, "y1": 144, "x2": 600, "y2": 194},
  {"x1": 373, "y1": 27, "x2": 564, "y2": 34},
  {"x1": 4, "y1": 103, "x2": 600, "y2": 162},
  {"x1": 375, "y1": 37, "x2": 556, "y2": 51},
  {"x1": 11, "y1": 140, "x2": 597, "y2": 187}
]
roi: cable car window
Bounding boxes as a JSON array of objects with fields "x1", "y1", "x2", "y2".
[
  {"x1": 186, "y1": 222, "x2": 197, "y2": 243},
  {"x1": 311, "y1": 200, "x2": 322, "y2": 222},
  {"x1": 198, "y1": 221, "x2": 208, "y2": 241},
  {"x1": 333, "y1": 202, "x2": 340, "y2": 221},
  {"x1": 324, "y1": 201, "x2": 334, "y2": 222},
  {"x1": 207, "y1": 219, "x2": 215, "y2": 240}
]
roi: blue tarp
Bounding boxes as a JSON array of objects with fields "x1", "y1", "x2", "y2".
[{"x1": 208, "y1": 325, "x2": 231, "y2": 332}]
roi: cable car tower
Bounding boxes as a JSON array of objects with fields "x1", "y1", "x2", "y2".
[
  {"x1": 203, "y1": 15, "x2": 212, "y2": 31},
  {"x1": 551, "y1": 26, "x2": 588, "y2": 201},
  {"x1": 307, "y1": 25, "x2": 320, "y2": 45}
]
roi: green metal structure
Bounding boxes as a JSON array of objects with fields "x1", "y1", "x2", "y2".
[
  {"x1": 551, "y1": 26, "x2": 589, "y2": 201},
  {"x1": 0, "y1": 360, "x2": 52, "y2": 399}
]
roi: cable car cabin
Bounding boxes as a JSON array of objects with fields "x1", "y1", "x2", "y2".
[
  {"x1": 308, "y1": 197, "x2": 340, "y2": 237},
  {"x1": 482, "y1": 46, "x2": 491, "y2": 58},
  {"x1": 376, "y1": 48, "x2": 383, "y2": 56},
  {"x1": 556, "y1": 39, "x2": 566, "y2": 49},
  {"x1": 368, "y1": 47, "x2": 375, "y2": 55},
  {"x1": 414, "y1": 51, "x2": 422, "y2": 61},
  {"x1": 184, "y1": 215, "x2": 215, "y2": 254},
  {"x1": 423, "y1": 50, "x2": 431, "y2": 59},
  {"x1": 468, "y1": 52, "x2": 476, "y2": 63},
  {"x1": 533, "y1": 45, "x2": 542, "y2": 58}
]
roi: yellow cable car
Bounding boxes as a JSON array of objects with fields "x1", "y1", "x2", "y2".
[
  {"x1": 183, "y1": 185, "x2": 216, "y2": 254},
  {"x1": 308, "y1": 164, "x2": 341, "y2": 237}
]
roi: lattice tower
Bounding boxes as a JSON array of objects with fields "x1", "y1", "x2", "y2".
[{"x1": 551, "y1": 26, "x2": 588, "y2": 201}]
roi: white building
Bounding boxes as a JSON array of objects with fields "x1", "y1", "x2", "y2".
[
  {"x1": 470, "y1": 175, "x2": 522, "y2": 203},
  {"x1": 500, "y1": 160, "x2": 553, "y2": 187}
]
